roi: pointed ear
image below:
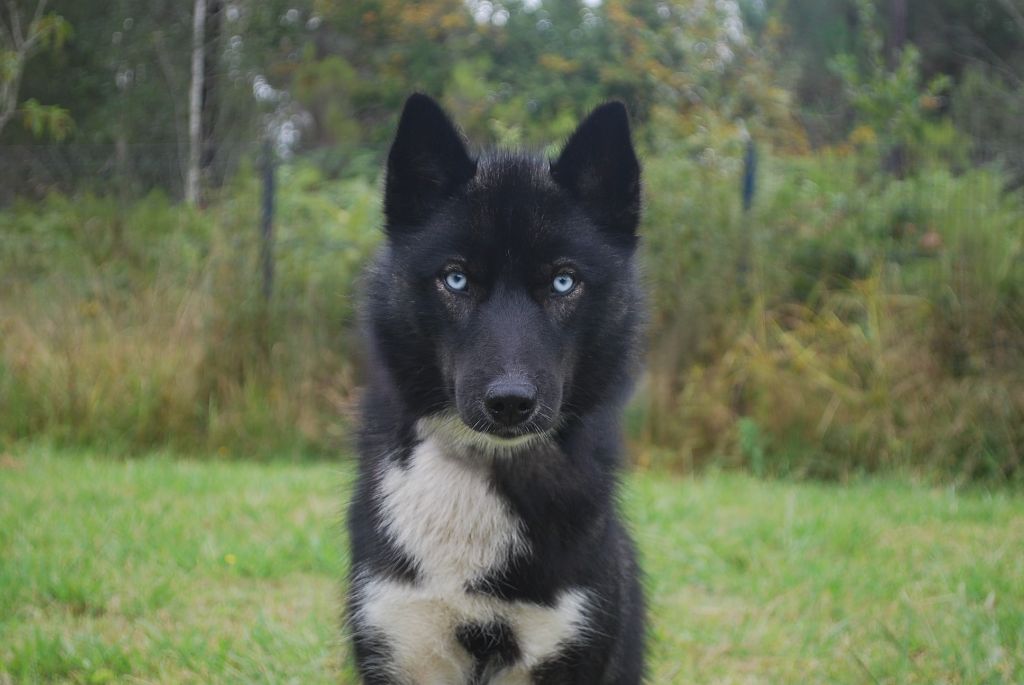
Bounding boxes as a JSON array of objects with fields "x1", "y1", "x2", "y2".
[
  {"x1": 550, "y1": 102, "x2": 641, "y2": 237},
  {"x1": 384, "y1": 94, "x2": 476, "y2": 232}
]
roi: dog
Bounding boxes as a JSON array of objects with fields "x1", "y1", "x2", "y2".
[{"x1": 347, "y1": 93, "x2": 646, "y2": 684}]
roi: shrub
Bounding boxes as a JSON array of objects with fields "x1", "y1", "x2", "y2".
[
  {"x1": 2, "y1": 149, "x2": 1022, "y2": 482},
  {"x1": 0, "y1": 167, "x2": 380, "y2": 458},
  {"x1": 634, "y1": 151, "x2": 1024, "y2": 482}
]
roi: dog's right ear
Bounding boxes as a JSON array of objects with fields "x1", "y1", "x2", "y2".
[
  {"x1": 384, "y1": 94, "x2": 476, "y2": 233},
  {"x1": 550, "y1": 102, "x2": 640, "y2": 239}
]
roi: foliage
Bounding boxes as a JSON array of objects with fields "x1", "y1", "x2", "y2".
[
  {"x1": 635, "y1": 151, "x2": 1024, "y2": 482},
  {"x1": 18, "y1": 96, "x2": 71, "y2": 139},
  {"x1": 3, "y1": 148, "x2": 1023, "y2": 482},
  {"x1": 4, "y1": 0, "x2": 810, "y2": 192},
  {"x1": 829, "y1": 1, "x2": 949, "y2": 174},
  {"x1": 951, "y1": 63, "x2": 1024, "y2": 185},
  {"x1": 2, "y1": 0, "x2": 1024, "y2": 482},
  {"x1": 3, "y1": 0, "x2": 1021, "y2": 195},
  {"x1": 0, "y1": 166, "x2": 379, "y2": 458},
  {"x1": 0, "y1": 1, "x2": 72, "y2": 139}
]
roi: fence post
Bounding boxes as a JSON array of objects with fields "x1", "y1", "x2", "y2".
[
  {"x1": 739, "y1": 138, "x2": 758, "y2": 300},
  {"x1": 742, "y1": 139, "x2": 757, "y2": 213},
  {"x1": 260, "y1": 138, "x2": 275, "y2": 303}
]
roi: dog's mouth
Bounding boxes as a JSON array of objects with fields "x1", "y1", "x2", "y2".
[
  {"x1": 418, "y1": 410, "x2": 556, "y2": 453},
  {"x1": 461, "y1": 418, "x2": 556, "y2": 452},
  {"x1": 470, "y1": 420, "x2": 548, "y2": 442}
]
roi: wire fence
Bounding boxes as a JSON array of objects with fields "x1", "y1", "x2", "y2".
[
  {"x1": 0, "y1": 144, "x2": 185, "y2": 205},
  {"x1": 3, "y1": 136, "x2": 1021, "y2": 201}
]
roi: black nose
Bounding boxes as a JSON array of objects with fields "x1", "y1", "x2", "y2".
[{"x1": 484, "y1": 381, "x2": 537, "y2": 427}]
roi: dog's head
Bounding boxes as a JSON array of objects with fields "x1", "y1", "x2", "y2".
[{"x1": 367, "y1": 94, "x2": 642, "y2": 449}]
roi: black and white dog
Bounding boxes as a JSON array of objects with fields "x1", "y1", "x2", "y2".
[{"x1": 347, "y1": 94, "x2": 645, "y2": 684}]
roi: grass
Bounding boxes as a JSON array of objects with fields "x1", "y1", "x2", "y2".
[
  {"x1": 0, "y1": 176, "x2": 380, "y2": 459},
  {"x1": 1, "y1": 446, "x2": 1022, "y2": 683}
]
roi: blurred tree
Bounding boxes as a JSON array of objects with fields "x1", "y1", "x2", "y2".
[
  {"x1": 597, "y1": 0, "x2": 802, "y2": 152},
  {"x1": 2, "y1": 0, "x2": 1021, "y2": 197},
  {"x1": 906, "y1": 0, "x2": 1023, "y2": 81},
  {"x1": 186, "y1": 0, "x2": 207, "y2": 205},
  {"x1": 769, "y1": 0, "x2": 1024, "y2": 147},
  {"x1": 949, "y1": 1, "x2": 1024, "y2": 184},
  {"x1": 886, "y1": 0, "x2": 907, "y2": 67},
  {"x1": 768, "y1": 0, "x2": 859, "y2": 145},
  {"x1": 4, "y1": 0, "x2": 314, "y2": 196},
  {"x1": 284, "y1": 0, "x2": 803, "y2": 160},
  {"x1": 0, "y1": 0, "x2": 72, "y2": 139},
  {"x1": 5, "y1": 0, "x2": 197, "y2": 193},
  {"x1": 832, "y1": 0, "x2": 950, "y2": 175},
  {"x1": 201, "y1": 0, "x2": 223, "y2": 188},
  {"x1": 297, "y1": 0, "x2": 470, "y2": 148}
]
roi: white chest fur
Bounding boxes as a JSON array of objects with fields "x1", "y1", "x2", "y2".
[
  {"x1": 354, "y1": 435, "x2": 590, "y2": 683},
  {"x1": 377, "y1": 435, "x2": 529, "y2": 583}
]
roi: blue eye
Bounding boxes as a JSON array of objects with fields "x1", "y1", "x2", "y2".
[
  {"x1": 552, "y1": 272, "x2": 576, "y2": 295},
  {"x1": 444, "y1": 271, "x2": 468, "y2": 292}
]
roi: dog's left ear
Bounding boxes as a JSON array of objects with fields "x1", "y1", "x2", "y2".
[{"x1": 550, "y1": 102, "x2": 641, "y2": 238}]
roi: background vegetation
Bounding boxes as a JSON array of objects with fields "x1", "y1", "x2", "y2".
[{"x1": 2, "y1": 0, "x2": 1024, "y2": 482}]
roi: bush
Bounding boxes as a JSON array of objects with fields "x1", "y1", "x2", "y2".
[
  {"x1": 634, "y1": 151, "x2": 1024, "y2": 482},
  {"x1": 0, "y1": 166, "x2": 380, "y2": 458},
  {"x1": 2, "y1": 149, "x2": 1022, "y2": 482}
]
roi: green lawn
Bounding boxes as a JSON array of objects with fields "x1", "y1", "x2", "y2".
[{"x1": 1, "y1": 446, "x2": 1022, "y2": 684}]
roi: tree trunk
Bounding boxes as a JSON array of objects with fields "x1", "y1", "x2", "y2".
[
  {"x1": 186, "y1": 0, "x2": 206, "y2": 205},
  {"x1": 201, "y1": 0, "x2": 222, "y2": 189},
  {"x1": 888, "y1": 0, "x2": 908, "y2": 69},
  {"x1": 885, "y1": 0, "x2": 910, "y2": 176},
  {"x1": 0, "y1": 0, "x2": 48, "y2": 138},
  {"x1": 0, "y1": 65, "x2": 22, "y2": 136}
]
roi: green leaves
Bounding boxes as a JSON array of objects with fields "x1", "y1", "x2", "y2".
[
  {"x1": 829, "y1": 1, "x2": 950, "y2": 174},
  {"x1": 0, "y1": 7, "x2": 72, "y2": 139},
  {"x1": 0, "y1": 50, "x2": 19, "y2": 83},
  {"x1": 19, "y1": 98, "x2": 73, "y2": 140},
  {"x1": 31, "y1": 12, "x2": 73, "y2": 50}
]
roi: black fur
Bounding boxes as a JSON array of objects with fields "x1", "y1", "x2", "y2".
[{"x1": 347, "y1": 93, "x2": 646, "y2": 684}]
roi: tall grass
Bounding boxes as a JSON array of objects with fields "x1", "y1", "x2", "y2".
[
  {"x1": 0, "y1": 167, "x2": 380, "y2": 458},
  {"x1": 2, "y1": 151, "x2": 1022, "y2": 479},
  {"x1": 636, "y1": 152, "x2": 1024, "y2": 481}
]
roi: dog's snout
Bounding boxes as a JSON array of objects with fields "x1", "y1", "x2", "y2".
[{"x1": 484, "y1": 381, "x2": 537, "y2": 427}]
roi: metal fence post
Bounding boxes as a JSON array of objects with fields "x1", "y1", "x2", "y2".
[
  {"x1": 260, "y1": 138, "x2": 275, "y2": 303},
  {"x1": 739, "y1": 138, "x2": 758, "y2": 301},
  {"x1": 742, "y1": 139, "x2": 758, "y2": 213}
]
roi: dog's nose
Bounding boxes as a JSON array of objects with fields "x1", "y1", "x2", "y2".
[{"x1": 484, "y1": 381, "x2": 537, "y2": 427}]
